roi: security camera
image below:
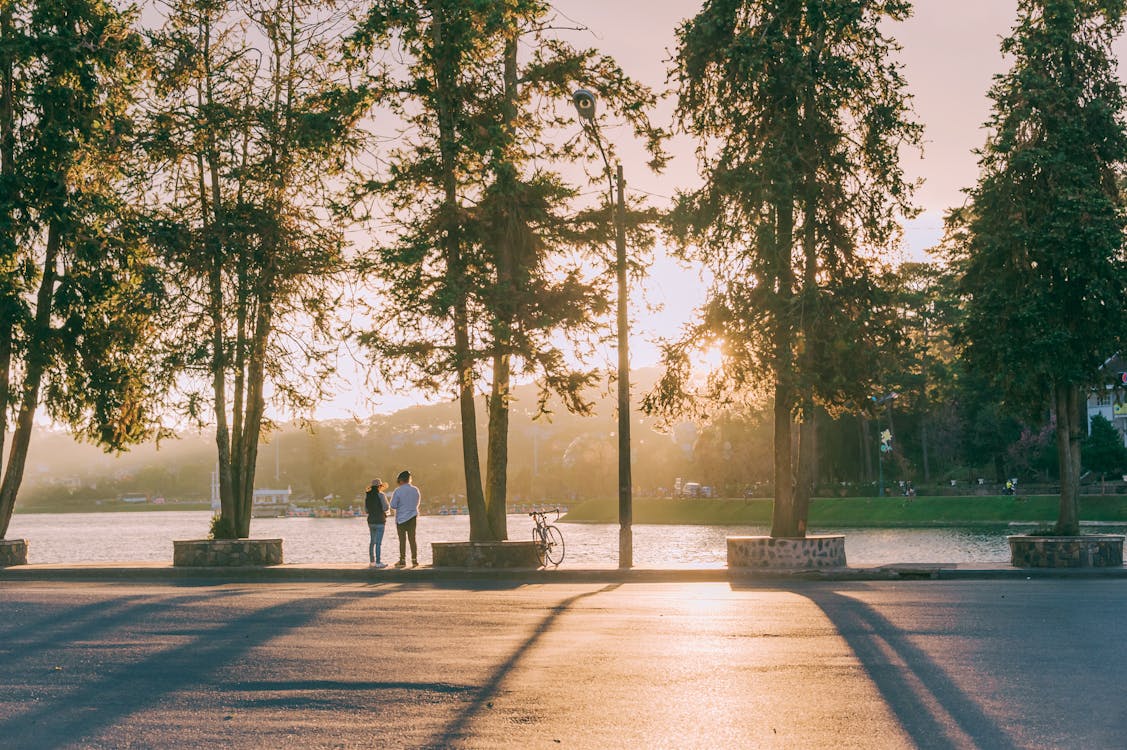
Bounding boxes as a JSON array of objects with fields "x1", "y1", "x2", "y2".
[{"x1": 572, "y1": 88, "x2": 597, "y2": 120}]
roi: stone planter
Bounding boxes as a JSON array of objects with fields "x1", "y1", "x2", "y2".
[
  {"x1": 432, "y1": 541, "x2": 540, "y2": 569},
  {"x1": 173, "y1": 538, "x2": 283, "y2": 567},
  {"x1": 0, "y1": 539, "x2": 28, "y2": 567},
  {"x1": 1008, "y1": 534, "x2": 1124, "y2": 568},
  {"x1": 728, "y1": 535, "x2": 846, "y2": 570}
]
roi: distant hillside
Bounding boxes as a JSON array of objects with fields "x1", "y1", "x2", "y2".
[{"x1": 12, "y1": 367, "x2": 729, "y2": 512}]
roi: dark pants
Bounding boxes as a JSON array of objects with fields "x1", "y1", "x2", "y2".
[{"x1": 397, "y1": 516, "x2": 418, "y2": 563}]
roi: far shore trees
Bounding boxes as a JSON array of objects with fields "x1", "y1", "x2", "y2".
[
  {"x1": 652, "y1": 0, "x2": 920, "y2": 537},
  {"x1": 0, "y1": 0, "x2": 167, "y2": 540},
  {"x1": 949, "y1": 0, "x2": 1127, "y2": 536},
  {"x1": 146, "y1": 0, "x2": 364, "y2": 538}
]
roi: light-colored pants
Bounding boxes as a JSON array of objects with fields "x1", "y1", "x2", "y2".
[{"x1": 369, "y1": 523, "x2": 385, "y2": 563}]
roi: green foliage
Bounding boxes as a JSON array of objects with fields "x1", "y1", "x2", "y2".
[
  {"x1": 950, "y1": 0, "x2": 1127, "y2": 417},
  {"x1": 144, "y1": 0, "x2": 365, "y2": 538},
  {"x1": 352, "y1": 0, "x2": 663, "y2": 405},
  {"x1": 0, "y1": 0, "x2": 168, "y2": 538},
  {"x1": 948, "y1": 0, "x2": 1127, "y2": 533},
  {"x1": 654, "y1": 0, "x2": 921, "y2": 416},
  {"x1": 208, "y1": 513, "x2": 237, "y2": 540},
  {"x1": 1084, "y1": 414, "x2": 1127, "y2": 476}
]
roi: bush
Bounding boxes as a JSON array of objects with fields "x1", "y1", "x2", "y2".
[{"x1": 209, "y1": 514, "x2": 237, "y2": 540}]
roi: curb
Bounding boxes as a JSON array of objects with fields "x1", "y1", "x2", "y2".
[
  {"x1": 0, "y1": 565, "x2": 729, "y2": 584},
  {"x1": 3, "y1": 563, "x2": 1127, "y2": 584}
]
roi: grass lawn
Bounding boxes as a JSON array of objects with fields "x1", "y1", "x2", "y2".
[{"x1": 561, "y1": 495, "x2": 1127, "y2": 527}]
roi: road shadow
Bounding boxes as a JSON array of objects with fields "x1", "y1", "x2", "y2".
[
  {"x1": 0, "y1": 588, "x2": 247, "y2": 672},
  {"x1": 0, "y1": 587, "x2": 384, "y2": 747},
  {"x1": 805, "y1": 588, "x2": 1017, "y2": 750},
  {"x1": 430, "y1": 583, "x2": 621, "y2": 747}
]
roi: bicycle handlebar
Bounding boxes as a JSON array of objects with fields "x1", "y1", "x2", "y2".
[{"x1": 528, "y1": 508, "x2": 560, "y2": 521}]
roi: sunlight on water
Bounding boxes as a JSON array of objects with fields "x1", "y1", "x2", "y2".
[{"x1": 11, "y1": 511, "x2": 1112, "y2": 566}]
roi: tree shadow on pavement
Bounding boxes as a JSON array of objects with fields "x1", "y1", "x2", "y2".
[
  {"x1": 805, "y1": 589, "x2": 1017, "y2": 750},
  {"x1": 0, "y1": 588, "x2": 247, "y2": 672},
  {"x1": 430, "y1": 583, "x2": 621, "y2": 747},
  {"x1": 0, "y1": 587, "x2": 385, "y2": 747}
]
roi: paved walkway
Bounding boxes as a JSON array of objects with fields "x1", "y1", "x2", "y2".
[{"x1": 2, "y1": 578, "x2": 1125, "y2": 748}]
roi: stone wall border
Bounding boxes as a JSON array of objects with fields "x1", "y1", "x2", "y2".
[
  {"x1": 1008, "y1": 534, "x2": 1124, "y2": 568},
  {"x1": 0, "y1": 539, "x2": 28, "y2": 567},
  {"x1": 728, "y1": 535, "x2": 846, "y2": 570},
  {"x1": 173, "y1": 539, "x2": 283, "y2": 567},
  {"x1": 432, "y1": 541, "x2": 541, "y2": 569}
]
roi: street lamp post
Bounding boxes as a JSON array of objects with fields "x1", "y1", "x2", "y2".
[{"x1": 573, "y1": 88, "x2": 632, "y2": 568}]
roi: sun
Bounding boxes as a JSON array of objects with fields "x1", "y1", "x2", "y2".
[{"x1": 692, "y1": 341, "x2": 725, "y2": 381}]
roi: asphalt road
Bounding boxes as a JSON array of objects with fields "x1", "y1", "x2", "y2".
[{"x1": 1, "y1": 579, "x2": 1125, "y2": 749}]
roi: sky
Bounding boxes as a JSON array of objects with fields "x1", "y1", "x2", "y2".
[{"x1": 318, "y1": 1, "x2": 1117, "y2": 419}]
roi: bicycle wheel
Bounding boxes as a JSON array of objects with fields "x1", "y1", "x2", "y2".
[
  {"x1": 532, "y1": 527, "x2": 547, "y2": 566},
  {"x1": 543, "y1": 525, "x2": 565, "y2": 567}
]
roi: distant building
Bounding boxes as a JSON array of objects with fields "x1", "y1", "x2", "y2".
[
  {"x1": 51, "y1": 476, "x2": 84, "y2": 490},
  {"x1": 252, "y1": 488, "x2": 291, "y2": 518},
  {"x1": 1088, "y1": 355, "x2": 1127, "y2": 446}
]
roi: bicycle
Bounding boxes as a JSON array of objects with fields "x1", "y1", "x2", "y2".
[{"x1": 529, "y1": 508, "x2": 565, "y2": 567}]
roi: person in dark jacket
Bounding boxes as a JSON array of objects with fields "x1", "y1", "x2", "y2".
[{"x1": 364, "y1": 479, "x2": 390, "y2": 568}]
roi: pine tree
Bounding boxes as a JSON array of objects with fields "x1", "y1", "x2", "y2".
[
  {"x1": 655, "y1": 0, "x2": 920, "y2": 537},
  {"x1": 146, "y1": 0, "x2": 364, "y2": 538},
  {"x1": 951, "y1": 0, "x2": 1127, "y2": 535},
  {"x1": 350, "y1": 0, "x2": 663, "y2": 541},
  {"x1": 0, "y1": 0, "x2": 167, "y2": 540},
  {"x1": 476, "y1": 3, "x2": 665, "y2": 539},
  {"x1": 1083, "y1": 414, "x2": 1127, "y2": 484}
]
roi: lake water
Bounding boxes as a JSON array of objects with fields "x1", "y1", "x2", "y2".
[{"x1": 11, "y1": 511, "x2": 1118, "y2": 566}]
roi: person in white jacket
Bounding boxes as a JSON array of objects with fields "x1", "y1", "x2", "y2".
[{"x1": 390, "y1": 470, "x2": 421, "y2": 567}]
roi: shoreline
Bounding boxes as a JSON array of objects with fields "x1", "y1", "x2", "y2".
[
  {"x1": 560, "y1": 495, "x2": 1127, "y2": 527},
  {"x1": 15, "y1": 494, "x2": 1127, "y2": 529}
]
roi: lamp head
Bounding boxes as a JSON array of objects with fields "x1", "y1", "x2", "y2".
[{"x1": 572, "y1": 88, "x2": 597, "y2": 121}]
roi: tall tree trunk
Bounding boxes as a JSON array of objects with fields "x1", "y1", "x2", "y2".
[
  {"x1": 429, "y1": 2, "x2": 487, "y2": 539},
  {"x1": 0, "y1": 220, "x2": 59, "y2": 538},
  {"x1": 796, "y1": 410, "x2": 817, "y2": 534},
  {"x1": 482, "y1": 30, "x2": 520, "y2": 542},
  {"x1": 1054, "y1": 382, "x2": 1080, "y2": 535},
  {"x1": 920, "y1": 417, "x2": 930, "y2": 483},
  {"x1": 198, "y1": 16, "x2": 237, "y2": 535},
  {"x1": 920, "y1": 317, "x2": 932, "y2": 483},
  {"x1": 770, "y1": 198, "x2": 797, "y2": 537},
  {"x1": 235, "y1": 287, "x2": 273, "y2": 538},
  {"x1": 0, "y1": 1, "x2": 14, "y2": 481},
  {"x1": 793, "y1": 133, "x2": 819, "y2": 537},
  {"x1": 203, "y1": 177, "x2": 236, "y2": 533},
  {"x1": 210, "y1": 254, "x2": 235, "y2": 533},
  {"x1": 0, "y1": 319, "x2": 9, "y2": 481},
  {"x1": 456, "y1": 318, "x2": 488, "y2": 540},
  {"x1": 859, "y1": 414, "x2": 873, "y2": 482},
  {"x1": 486, "y1": 353, "x2": 510, "y2": 539}
]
